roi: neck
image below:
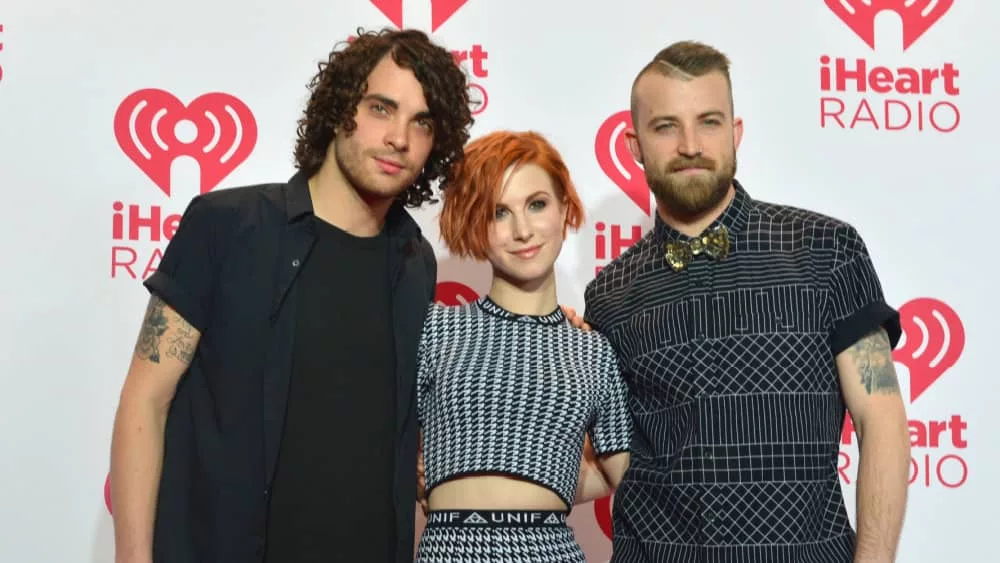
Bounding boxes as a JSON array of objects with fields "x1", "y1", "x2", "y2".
[
  {"x1": 487, "y1": 269, "x2": 558, "y2": 316},
  {"x1": 656, "y1": 183, "x2": 735, "y2": 237},
  {"x1": 308, "y1": 156, "x2": 396, "y2": 237}
]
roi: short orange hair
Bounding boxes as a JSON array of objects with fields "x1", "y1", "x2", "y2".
[{"x1": 439, "y1": 130, "x2": 585, "y2": 260}]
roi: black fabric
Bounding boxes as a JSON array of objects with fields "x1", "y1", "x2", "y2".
[
  {"x1": 143, "y1": 170, "x2": 437, "y2": 563},
  {"x1": 263, "y1": 218, "x2": 396, "y2": 562}
]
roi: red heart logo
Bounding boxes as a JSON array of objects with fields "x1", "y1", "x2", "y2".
[
  {"x1": 595, "y1": 111, "x2": 649, "y2": 216},
  {"x1": 369, "y1": 0, "x2": 403, "y2": 29},
  {"x1": 368, "y1": 0, "x2": 470, "y2": 31},
  {"x1": 113, "y1": 89, "x2": 257, "y2": 197},
  {"x1": 431, "y1": 0, "x2": 469, "y2": 31},
  {"x1": 825, "y1": 0, "x2": 953, "y2": 50},
  {"x1": 892, "y1": 297, "x2": 964, "y2": 403},
  {"x1": 435, "y1": 281, "x2": 479, "y2": 306},
  {"x1": 594, "y1": 494, "x2": 613, "y2": 539},
  {"x1": 104, "y1": 471, "x2": 112, "y2": 514}
]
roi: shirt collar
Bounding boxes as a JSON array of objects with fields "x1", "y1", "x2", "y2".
[
  {"x1": 284, "y1": 169, "x2": 421, "y2": 239},
  {"x1": 476, "y1": 296, "x2": 567, "y2": 326},
  {"x1": 284, "y1": 169, "x2": 313, "y2": 222},
  {"x1": 653, "y1": 178, "x2": 752, "y2": 243}
]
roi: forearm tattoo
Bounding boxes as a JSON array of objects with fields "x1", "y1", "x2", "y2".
[{"x1": 849, "y1": 329, "x2": 900, "y2": 395}]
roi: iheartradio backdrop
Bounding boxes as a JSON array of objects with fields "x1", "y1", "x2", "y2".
[{"x1": 0, "y1": 0, "x2": 997, "y2": 561}]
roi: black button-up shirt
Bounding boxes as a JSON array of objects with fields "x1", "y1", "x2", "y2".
[
  {"x1": 584, "y1": 181, "x2": 901, "y2": 562},
  {"x1": 143, "y1": 170, "x2": 436, "y2": 563}
]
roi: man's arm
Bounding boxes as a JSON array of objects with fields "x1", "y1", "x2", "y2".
[
  {"x1": 575, "y1": 436, "x2": 611, "y2": 504},
  {"x1": 110, "y1": 295, "x2": 200, "y2": 563},
  {"x1": 575, "y1": 435, "x2": 630, "y2": 503},
  {"x1": 416, "y1": 432, "x2": 429, "y2": 515},
  {"x1": 836, "y1": 327, "x2": 910, "y2": 562}
]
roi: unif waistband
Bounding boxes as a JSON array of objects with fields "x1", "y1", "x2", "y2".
[{"x1": 424, "y1": 509, "x2": 569, "y2": 528}]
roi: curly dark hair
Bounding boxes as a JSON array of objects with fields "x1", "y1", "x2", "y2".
[{"x1": 293, "y1": 27, "x2": 474, "y2": 207}]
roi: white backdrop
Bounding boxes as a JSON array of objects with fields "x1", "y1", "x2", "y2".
[{"x1": 1, "y1": 0, "x2": 997, "y2": 561}]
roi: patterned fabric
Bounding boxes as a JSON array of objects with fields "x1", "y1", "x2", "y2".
[
  {"x1": 416, "y1": 296, "x2": 632, "y2": 510},
  {"x1": 415, "y1": 510, "x2": 585, "y2": 562},
  {"x1": 584, "y1": 180, "x2": 901, "y2": 563}
]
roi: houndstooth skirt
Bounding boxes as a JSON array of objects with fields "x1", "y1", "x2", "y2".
[{"x1": 415, "y1": 510, "x2": 586, "y2": 562}]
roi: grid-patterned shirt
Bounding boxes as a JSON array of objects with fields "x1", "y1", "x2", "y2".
[
  {"x1": 584, "y1": 181, "x2": 901, "y2": 562},
  {"x1": 417, "y1": 296, "x2": 632, "y2": 509}
]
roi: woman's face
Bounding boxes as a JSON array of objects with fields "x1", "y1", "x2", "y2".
[{"x1": 485, "y1": 163, "x2": 568, "y2": 285}]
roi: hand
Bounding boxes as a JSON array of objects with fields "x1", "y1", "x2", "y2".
[
  {"x1": 561, "y1": 305, "x2": 592, "y2": 331},
  {"x1": 417, "y1": 434, "x2": 428, "y2": 515}
]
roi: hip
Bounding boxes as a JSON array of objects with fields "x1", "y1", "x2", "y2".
[{"x1": 416, "y1": 510, "x2": 584, "y2": 563}]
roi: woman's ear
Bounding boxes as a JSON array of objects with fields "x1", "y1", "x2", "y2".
[{"x1": 561, "y1": 198, "x2": 570, "y2": 239}]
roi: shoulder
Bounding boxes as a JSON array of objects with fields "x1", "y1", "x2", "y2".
[
  {"x1": 750, "y1": 197, "x2": 854, "y2": 234},
  {"x1": 416, "y1": 235, "x2": 435, "y2": 257},
  {"x1": 159, "y1": 183, "x2": 290, "y2": 263},
  {"x1": 198, "y1": 181, "x2": 286, "y2": 213},
  {"x1": 178, "y1": 180, "x2": 295, "y2": 236},
  {"x1": 390, "y1": 206, "x2": 437, "y2": 281},
  {"x1": 591, "y1": 229, "x2": 658, "y2": 287},
  {"x1": 751, "y1": 198, "x2": 860, "y2": 237},
  {"x1": 560, "y1": 324, "x2": 619, "y2": 361},
  {"x1": 401, "y1": 231, "x2": 437, "y2": 300},
  {"x1": 584, "y1": 229, "x2": 659, "y2": 320},
  {"x1": 423, "y1": 300, "x2": 477, "y2": 332},
  {"x1": 749, "y1": 198, "x2": 868, "y2": 260},
  {"x1": 415, "y1": 235, "x2": 437, "y2": 270}
]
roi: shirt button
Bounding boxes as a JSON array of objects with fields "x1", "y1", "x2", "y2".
[{"x1": 291, "y1": 259, "x2": 301, "y2": 267}]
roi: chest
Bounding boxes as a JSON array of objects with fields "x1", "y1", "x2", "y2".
[
  {"x1": 204, "y1": 226, "x2": 428, "y2": 380},
  {"x1": 430, "y1": 323, "x2": 604, "y2": 418},
  {"x1": 605, "y1": 250, "x2": 836, "y2": 403}
]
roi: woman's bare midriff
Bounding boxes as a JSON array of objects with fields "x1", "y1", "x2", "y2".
[{"x1": 428, "y1": 475, "x2": 567, "y2": 511}]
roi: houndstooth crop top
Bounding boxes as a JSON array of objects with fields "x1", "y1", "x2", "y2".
[{"x1": 417, "y1": 296, "x2": 632, "y2": 509}]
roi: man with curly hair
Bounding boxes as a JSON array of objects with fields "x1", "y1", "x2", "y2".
[{"x1": 108, "y1": 28, "x2": 473, "y2": 563}]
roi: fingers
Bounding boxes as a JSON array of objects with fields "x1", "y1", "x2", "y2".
[{"x1": 559, "y1": 304, "x2": 590, "y2": 331}]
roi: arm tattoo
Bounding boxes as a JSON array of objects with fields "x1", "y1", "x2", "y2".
[
  {"x1": 848, "y1": 329, "x2": 900, "y2": 395},
  {"x1": 167, "y1": 321, "x2": 197, "y2": 364},
  {"x1": 135, "y1": 296, "x2": 169, "y2": 363}
]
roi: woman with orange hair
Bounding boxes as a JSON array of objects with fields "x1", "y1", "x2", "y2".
[{"x1": 413, "y1": 130, "x2": 631, "y2": 562}]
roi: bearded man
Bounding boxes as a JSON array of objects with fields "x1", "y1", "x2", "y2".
[{"x1": 581, "y1": 40, "x2": 911, "y2": 563}]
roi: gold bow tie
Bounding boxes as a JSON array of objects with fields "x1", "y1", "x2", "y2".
[{"x1": 664, "y1": 225, "x2": 730, "y2": 271}]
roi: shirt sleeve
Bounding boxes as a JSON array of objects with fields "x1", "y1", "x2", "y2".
[
  {"x1": 826, "y1": 224, "x2": 902, "y2": 356},
  {"x1": 589, "y1": 337, "x2": 632, "y2": 456},
  {"x1": 142, "y1": 194, "x2": 225, "y2": 332},
  {"x1": 416, "y1": 304, "x2": 437, "y2": 428}
]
